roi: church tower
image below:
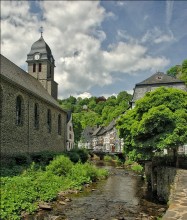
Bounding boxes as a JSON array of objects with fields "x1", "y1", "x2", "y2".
[{"x1": 26, "y1": 30, "x2": 58, "y2": 99}]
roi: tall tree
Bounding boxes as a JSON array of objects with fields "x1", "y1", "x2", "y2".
[{"x1": 117, "y1": 87, "x2": 187, "y2": 163}]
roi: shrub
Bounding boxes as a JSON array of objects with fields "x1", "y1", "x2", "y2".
[
  {"x1": 65, "y1": 148, "x2": 89, "y2": 163},
  {"x1": 104, "y1": 155, "x2": 113, "y2": 162},
  {"x1": 46, "y1": 155, "x2": 73, "y2": 176},
  {"x1": 68, "y1": 162, "x2": 108, "y2": 187},
  {"x1": 124, "y1": 159, "x2": 134, "y2": 166},
  {"x1": 131, "y1": 162, "x2": 143, "y2": 173},
  {"x1": 65, "y1": 151, "x2": 80, "y2": 163}
]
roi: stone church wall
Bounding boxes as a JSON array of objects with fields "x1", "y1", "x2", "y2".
[{"x1": 0, "y1": 79, "x2": 67, "y2": 156}]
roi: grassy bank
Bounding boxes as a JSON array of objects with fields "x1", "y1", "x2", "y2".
[{"x1": 0, "y1": 155, "x2": 108, "y2": 220}]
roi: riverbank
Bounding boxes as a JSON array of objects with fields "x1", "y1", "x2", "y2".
[
  {"x1": 0, "y1": 155, "x2": 108, "y2": 220},
  {"x1": 26, "y1": 165, "x2": 167, "y2": 220}
]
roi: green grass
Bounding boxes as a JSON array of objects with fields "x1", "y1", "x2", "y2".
[{"x1": 0, "y1": 156, "x2": 108, "y2": 220}]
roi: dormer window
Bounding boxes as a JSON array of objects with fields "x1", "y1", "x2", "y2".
[{"x1": 157, "y1": 76, "x2": 162, "y2": 80}]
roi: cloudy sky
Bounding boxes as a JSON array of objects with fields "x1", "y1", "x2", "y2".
[{"x1": 1, "y1": 1, "x2": 187, "y2": 99}]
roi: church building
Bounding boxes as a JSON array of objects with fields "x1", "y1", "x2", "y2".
[{"x1": 0, "y1": 34, "x2": 69, "y2": 156}]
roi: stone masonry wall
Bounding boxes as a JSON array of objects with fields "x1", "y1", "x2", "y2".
[
  {"x1": 133, "y1": 83, "x2": 187, "y2": 103},
  {"x1": 145, "y1": 162, "x2": 176, "y2": 202},
  {"x1": 0, "y1": 79, "x2": 67, "y2": 156}
]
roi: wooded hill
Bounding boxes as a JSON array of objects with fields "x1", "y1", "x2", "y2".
[{"x1": 58, "y1": 91, "x2": 132, "y2": 143}]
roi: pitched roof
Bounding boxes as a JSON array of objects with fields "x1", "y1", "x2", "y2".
[
  {"x1": 0, "y1": 54, "x2": 66, "y2": 112},
  {"x1": 82, "y1": 126, "x2": 95, "y2": 141},
  {"x1": 92, "y1": 126, "x2": 103, "y2": 136},
  {"x1": 136, "y1": 72, "x2": 184, "y2": 86}
]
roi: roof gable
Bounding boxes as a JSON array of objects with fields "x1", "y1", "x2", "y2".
[{"x1": 137, "y1": 72, "x2": 184, "y2": 86}]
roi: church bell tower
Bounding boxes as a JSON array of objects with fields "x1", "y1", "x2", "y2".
[{"x1": 26, "y1": 28, "x2": 58, "y2": 100}]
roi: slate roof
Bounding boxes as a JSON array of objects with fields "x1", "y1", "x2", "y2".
[
  {"x1": 136, "y1": 72, "x2": 184, "y2": 86},
  {"x1": 82, "y1": 126, "x2": 95, "y2": 141},
  {"x1": 0, "y1": 54, "x2": 66, "y2": 112},
  {"x1": 92, "y1": 126, "x2": 103, "y2": 136},
  {"x1": 28, "y1": 36, "x2": 52, "y2": 56}
]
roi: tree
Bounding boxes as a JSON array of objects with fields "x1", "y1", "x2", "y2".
[
  {"x1": 117, "y1": 87, "x2": 187, "y2": 163},
  {"x1": 72, "y1": 113, "x2": 83, "y2": 143},
  {"x1": 166, "y1": 59, "x2": 187, "y2": 85},
  {"x1": 181, "y1": 59, "x2": 187, "y2": 85},
  {"x1": 167, "y1": 65, "x2": 181, "y2": 77}
]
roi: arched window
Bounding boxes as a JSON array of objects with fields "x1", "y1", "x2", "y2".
[
  {"x1": 33, "y1": 63, "x2": 36, "y2": 72},
  {"x1": 34, "y1": 103, "x2": 39, "y2": 129},
  {"x1": 39, "y1": 63, "x2": 42, "y2": 72},
  {"x1": 58, "y1": 114, "x2": 61, "y2": 135},
  {"x1": 0, "y1": 87, "x2": 3, "y2": 119},
  {"x1": 16, "y1": 96, "x2": 23, "y2": 125},
  {"x1": 47, "y1": 109, "x2": 51, "y2": 133}
]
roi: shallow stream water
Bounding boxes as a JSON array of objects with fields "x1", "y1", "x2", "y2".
[{"x1": 28, "y1": 165, "x2": 167, "y2": 220}]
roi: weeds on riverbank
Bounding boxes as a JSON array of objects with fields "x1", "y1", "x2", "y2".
[
  {"x1": 103, "y1": 155, "x2": 123, "y2": 166},
  {"x1": 124, "y1": 160, "x2": 143, "y2": 174},
  {"x1": 0, "y1": 155, "x2": 108, "y2": 220}
]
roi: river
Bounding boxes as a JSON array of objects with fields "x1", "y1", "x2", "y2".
[{"x1": 28, "y1": 165, "x2": 167, "y2": 220}]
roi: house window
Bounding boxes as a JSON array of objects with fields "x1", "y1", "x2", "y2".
[
  {"x1": 39, "y1": 63, "x2": 42, "y2": 72},
  {"x1": 16, "y1": 96, "x2": 23, "y2": 125},
  {"x1": 47, "y1": 109, "x2": 51, "y2": 133},
  {"x1": 58, "y1": 114, "x2": 61, "y2": 135},
  {"x1": 34, "y1": 103, "x2": 39, "y2": 129},
  {"x1": 33, "y1": 63, "x2": 36, "y2": 72},
  {"x1": 69, "y1": 134, "x2": 72, "y2": 139},
  {"x1": 69, "y1": 126, "x2": 71, "y2": 131}
]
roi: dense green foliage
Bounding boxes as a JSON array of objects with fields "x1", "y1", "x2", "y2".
[
  {"x1": 0, "y1": 149, "x2": 89, "y2": 177},
  {"x1": 0, "y1": 156, "x2": 108, "y2": 220},
  {"x1": 58, "y1": 91, "x2": 132, "y2": 143},
  {"x1": 167, "y1": 59, "x2": 187, "y2": 84},
  {"x1": 117, "y1": 87, "x2": 187, "y2": 160}
]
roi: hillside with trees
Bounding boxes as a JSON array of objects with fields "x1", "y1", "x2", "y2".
[
  {"x1": 58, "y1": 91, "x2": 132, "y2": 143},
  {"x1": 167, "y1": 59, "x2": 187, "y2": 85}
]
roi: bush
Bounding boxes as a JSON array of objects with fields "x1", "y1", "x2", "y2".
[
  {"x1": 104, "y1": 155, "x2": 113, "y2": 162},
  {"x1": 131, "y1": 163, "x2": 143, "y2": 173},
  {"x1": 66, "y1": 151, "x2": 80, "y2": 163},
  {"x1": 65, "y1": 148, "x2": 89, "y2": 163},
  {"x1": 68, "y1": 162, "x2": 108, "y2": 187},
  {"x1": 46, "y1": 155, "x2": 73, "y2": 176}
]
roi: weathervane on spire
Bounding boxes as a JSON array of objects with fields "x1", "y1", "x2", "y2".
[{"x1": 40, "y1": 26, "x2": 43, "y2": 37}]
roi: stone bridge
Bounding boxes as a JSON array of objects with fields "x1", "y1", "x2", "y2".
[{"x1": 88, "y1": 150, "x2": 124, "y2": 160}]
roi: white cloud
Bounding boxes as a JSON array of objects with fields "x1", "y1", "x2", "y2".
[
  {"x1": 75, "y1": 92, "x2": 92, "y2": 99},
  {"x1": 1, "y1": 1, "x2": 170, "y2": 98},
  {"x1": 166, "y1": 0, "x2": 174, "y2": 27},
  {"x1": 141, "y1": 27, "x2": 175, "y2": 44},
  {"x1": 103, "y1": 42, "x2": 169, "y2": 73}
]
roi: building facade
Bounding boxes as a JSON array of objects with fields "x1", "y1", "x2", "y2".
[
  {"x1": 66, "y1": 111, "x2": 75, "y2": 151},
  {"x1": 131, "y1": 72, "x2": 187, "y2": 108},
  {"x1": 0, "y1": 35, "x2": 68, "y2": 156}
]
